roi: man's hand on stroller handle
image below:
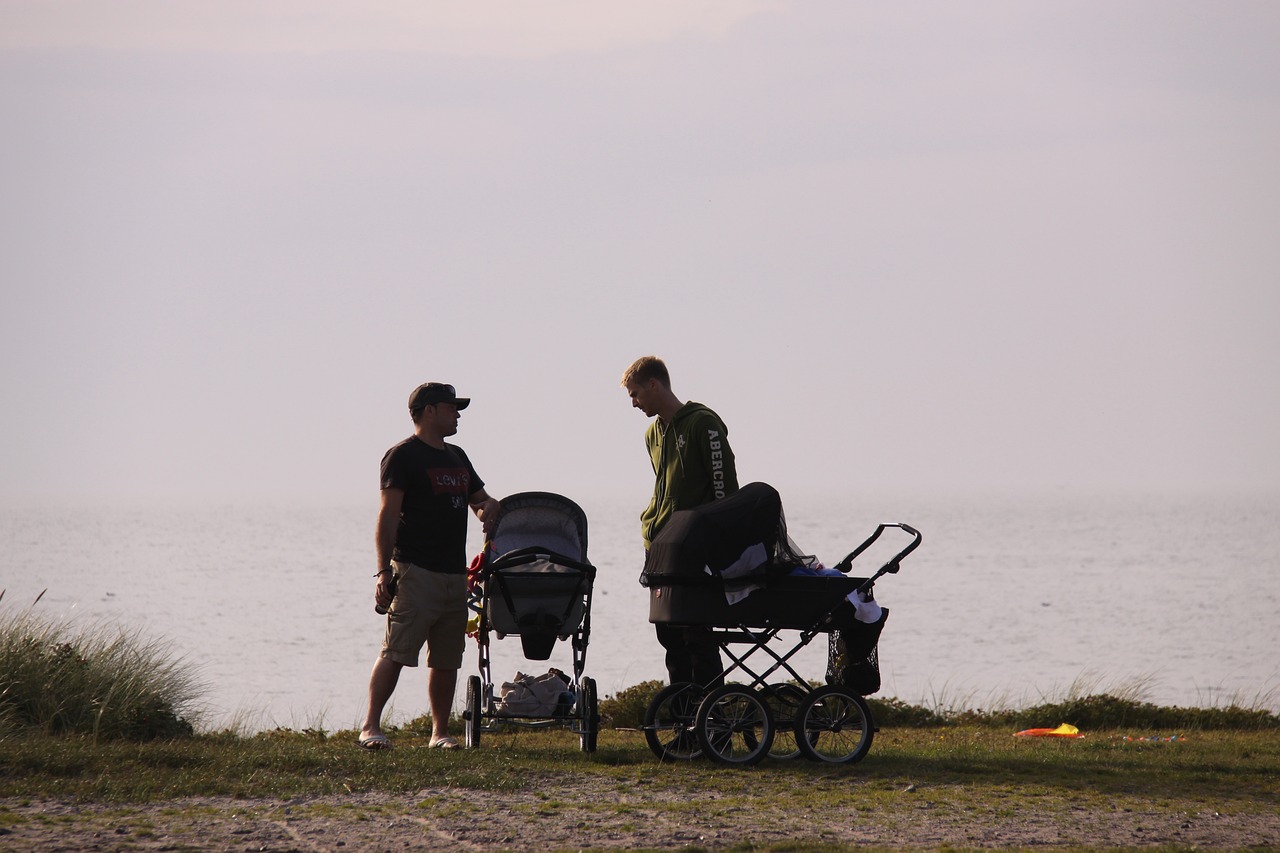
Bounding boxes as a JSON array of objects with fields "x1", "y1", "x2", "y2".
[{"x1": 471, "y1": 494, "x2": 502, "y2": 536}]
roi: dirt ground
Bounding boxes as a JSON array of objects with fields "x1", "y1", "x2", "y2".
[{"x1": 3, "y1": 777, "x2": 1277, "y2": 852}]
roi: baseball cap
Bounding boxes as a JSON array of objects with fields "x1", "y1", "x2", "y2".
[{"x1": 408, "y1": 382, "x2": 471, "y2": 412}]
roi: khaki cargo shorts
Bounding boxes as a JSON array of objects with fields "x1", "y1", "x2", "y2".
[{"x1": 381, "y1": 561, "x2": 468, "y2": 669}]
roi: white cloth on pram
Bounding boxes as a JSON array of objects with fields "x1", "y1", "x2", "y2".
[
  {"x1": 714, "y1": 541, "x2": 768, "y2": 604},
  {"x1": 851, "y1": 588, "x2": 883, "y2": 624}
]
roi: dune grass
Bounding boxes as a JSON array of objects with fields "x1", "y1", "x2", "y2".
[{"x1": 0, "y1": 599, "x2": 203, "y2": 742}]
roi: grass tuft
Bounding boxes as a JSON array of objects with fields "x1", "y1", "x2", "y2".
[{"x1": 0, "y1": 604, "x2": 203, "y2": 741}]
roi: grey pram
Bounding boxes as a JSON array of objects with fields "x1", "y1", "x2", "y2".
[{"x1": 463, "y1": 492, "x2": 599, "y2": 751}]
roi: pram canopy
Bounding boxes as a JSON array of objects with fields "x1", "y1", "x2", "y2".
[
  {"x1": 487, "y1": 491, "x2": 589, "y2": 563},
  {"x1": 481, "y1": 492, "x2": 595, "y2": 660}
]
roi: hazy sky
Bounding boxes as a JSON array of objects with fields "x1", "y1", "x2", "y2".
[{"x1": 3, "y1": 1, "x2": 1278, "y2": 508}]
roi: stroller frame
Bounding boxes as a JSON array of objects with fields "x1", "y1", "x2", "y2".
[
  {"x1": 644, "y1": 520, "x2": 921, "y2": 767},
  {"x1": 462, "y1": 492, "x2": 600, "y2": 752}
]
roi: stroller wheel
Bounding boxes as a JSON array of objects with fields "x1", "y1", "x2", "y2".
[
  {"x1": 795, "y1": 686, "x2": 874, "y2": 764},
  {"x1": 464, "y1": 675, "x2": 483, "y2": 749},
  {"x1": 762, "y1": 683, "x2": 809, "y2": 760},
  {"x1": 643, "y1": 682, "x2": 704, "y2": 761},
  {"x1": 578, "y1": 676, "x2": 598, "y2": 753},
  {"x1": 695, "y1": 685, "x2": 774, "y2": 767}
]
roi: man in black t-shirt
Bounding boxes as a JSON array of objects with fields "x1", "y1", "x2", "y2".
[{"x1": 358, "y1": 382, "x2": 500, "y2": 751}]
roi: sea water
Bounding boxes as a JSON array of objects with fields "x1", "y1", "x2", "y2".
[{"x1": 3, "y1": 491, "x2": 1277, "y2": 732}]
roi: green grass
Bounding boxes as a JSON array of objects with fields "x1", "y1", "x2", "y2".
[
  {"x1": 1, "y1": 724, "x2": 1277, "y2": 816},
  {"x1": 2, "y1": 600, "x2": 1277, "y2": 821}
]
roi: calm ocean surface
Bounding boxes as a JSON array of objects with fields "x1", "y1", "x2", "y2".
[{"x1": 4, "y1": 491, "x2": 1278, "y2": 732}]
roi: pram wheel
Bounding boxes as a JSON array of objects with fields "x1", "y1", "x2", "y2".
[
  {"x1": 578, "y1": 676, "x2": 598, "y2": 753},
  {"x1": 695, "y1": 685, "x2": 774, "y2": 767},
  {"x1": 762, "y1": 683, "x2": 809, "y2": 760},
  {"x1": 464, "y1": 675, "x2": 483, "y2": 749},
  {"x1": 795, "y1": 686, "x2": 875, "y2": 764},
  {"x1": 643, "y1": 682, "x2": 704, "y2": 761}
]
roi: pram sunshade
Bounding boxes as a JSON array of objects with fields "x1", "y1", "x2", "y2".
[{"x1": 483, "y1": 492, "x2": 595, "y2": 660}]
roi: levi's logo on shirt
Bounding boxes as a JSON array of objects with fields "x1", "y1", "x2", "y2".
[{"x1": 431, "y1": 467, "x2": 470, "y2": 508}]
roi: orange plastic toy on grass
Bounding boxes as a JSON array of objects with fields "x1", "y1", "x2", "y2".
[{"x1": 1014, "y1": 723, "x2": 1084, "y2": 738}]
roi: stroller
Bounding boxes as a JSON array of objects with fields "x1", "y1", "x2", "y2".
[
  {"x1": 641, "y1": 482, "x2": 921, "y2": 766},
  {"x1": 463, "y1": 491, "x2": 600, "y2": 751}
]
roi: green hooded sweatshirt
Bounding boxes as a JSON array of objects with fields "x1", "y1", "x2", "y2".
[{"x1": 640, "y1": 401, "x2": 739, "y2": 548}]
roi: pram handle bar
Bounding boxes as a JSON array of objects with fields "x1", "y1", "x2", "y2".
[
  {"x1": 481, "y1": 546, "x2": 597, "y2": 579},
  {"x1": 831, "y1": 522, "x2": 922, "y2": 592}
]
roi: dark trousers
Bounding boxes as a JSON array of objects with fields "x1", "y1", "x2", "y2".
[{"x1": 656, "y1": 623, "x2": 724, "y2": 688}]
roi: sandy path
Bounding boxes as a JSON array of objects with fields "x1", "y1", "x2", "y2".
[{"x1": 3, "y1": 779, "x2": 1276, "y2": 851}]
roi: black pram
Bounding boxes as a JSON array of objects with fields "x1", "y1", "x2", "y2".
[
  {"x1": 463, "y1": 491, "x2": 599, "y2": 751},
  {"x1": 641, "y1": 482, "x2": 921, "y2": 766}
]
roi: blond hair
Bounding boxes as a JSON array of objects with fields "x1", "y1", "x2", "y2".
[{"x1": 621, "y1": 356, "x2": 670, "y2": 388}]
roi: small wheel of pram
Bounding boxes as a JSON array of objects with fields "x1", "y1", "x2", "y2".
[
  {"x1": 795, "y1": 685, "x2": 875, "y2": 764},
  {"x1": 643, "y1": 682, "x2": 704, "y2": 761},
  {"x1": 578, "y1": 676, "x2": 598, "y2": 753},
  {"x1": 762, "y1": 683, "x2": 809, "y2": 760},
  {"x1": 695, "y1": 684, "x2": 774, "y2": 767},
  {"x1": 464, "y1": 675, "x2": 483, "y2": 749}
]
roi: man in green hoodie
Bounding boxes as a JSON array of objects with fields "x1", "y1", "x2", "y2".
[{"x1": 622, "y1": 356, "x2": 739, "y2": 687}]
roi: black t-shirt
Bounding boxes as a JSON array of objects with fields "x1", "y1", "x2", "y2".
[{"x1": 380, "y1": 436, "x2": 485, "y2": 573}]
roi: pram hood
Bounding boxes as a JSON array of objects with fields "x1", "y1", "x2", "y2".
[
  {"x1": 482, "y1": 491, "x2": 595, "y2": 660},
  {"x1": 486, "y1": 491, "x2": 588, "y2": 564},
  {"x1": 642, "y1": 482, "x2": 803, "y2": 587}
]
